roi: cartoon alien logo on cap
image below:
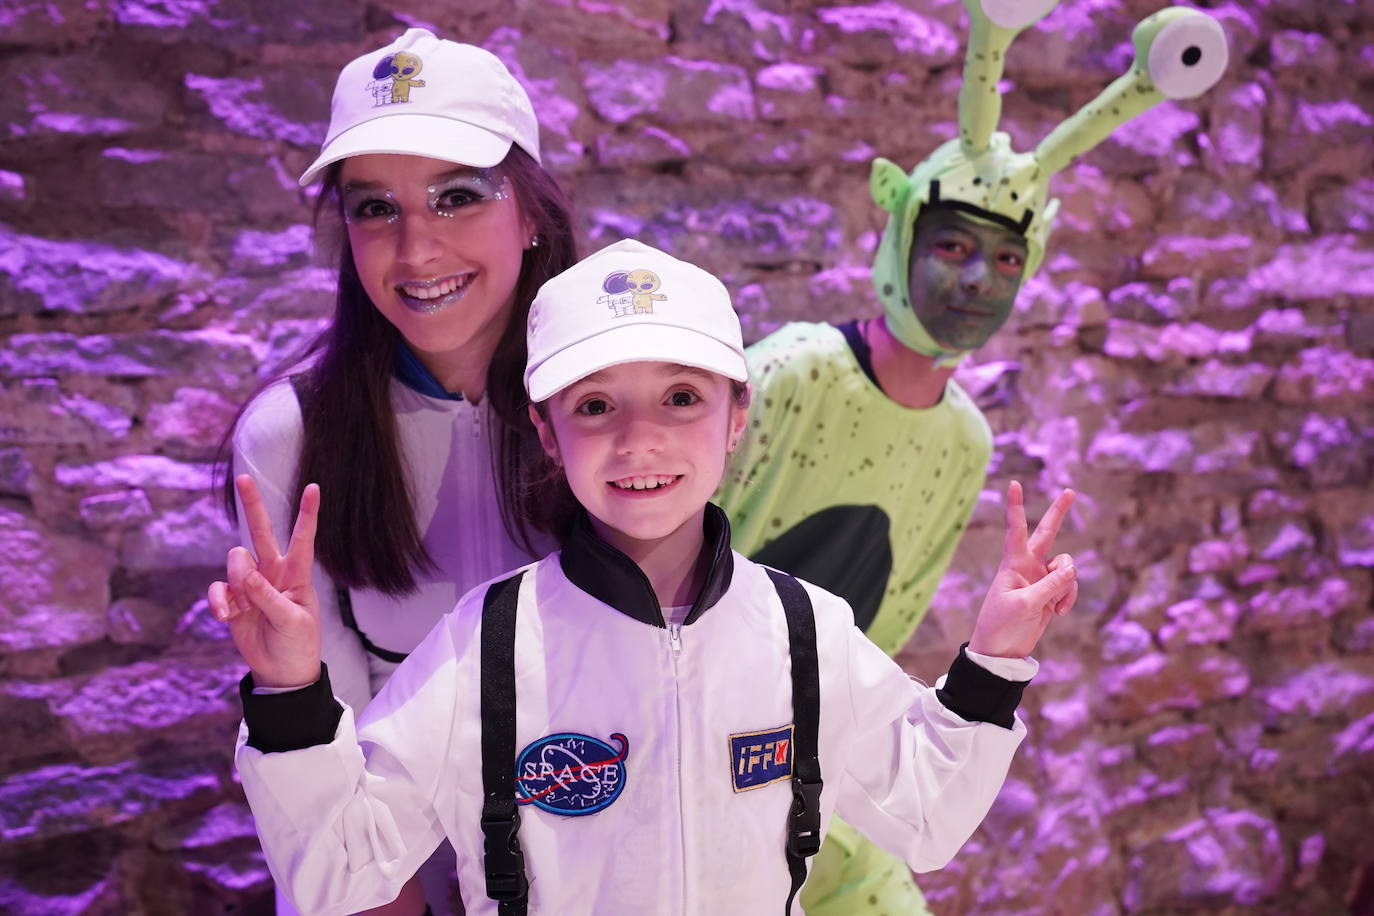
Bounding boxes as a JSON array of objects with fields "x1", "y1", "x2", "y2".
[
  {"x1": 366, "y1": 51, "x2": 426, "y2": 106},
  {"x1": 598, "y1": 268, "x2": 667, "y2": 317}
]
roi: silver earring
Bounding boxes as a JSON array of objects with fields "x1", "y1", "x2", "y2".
[{"x1": 530, "y1": 234, "x2": 540, "y2": 248}]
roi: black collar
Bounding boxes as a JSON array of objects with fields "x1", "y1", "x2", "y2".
[
  {"x1": 837, "y1": 319, "x2": 879, "y2": 389},
  {"x1": 558, "y1": 504, "x2": 735, "y2": 628}
]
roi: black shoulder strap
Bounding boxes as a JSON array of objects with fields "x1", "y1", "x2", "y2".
[
  {"x1": 479, "y1": 571, "x2": 529, "y2": 916},
  {"x1": 765, "y1": 568, "x2": 823, "y2": 915},
  {"x1": 334, "y1": 586, "x2": 409, "y2": 664},
  {"x1": 288, "y1": 372, "x2": 409, "y2": 666}
]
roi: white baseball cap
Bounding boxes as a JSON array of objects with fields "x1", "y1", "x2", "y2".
[
  {"x1": 298, "y1": 28, "x2": 541, "y2": 186},
  {"x1": 525, "y1": 239, "x2": 748, "y2": 402}
]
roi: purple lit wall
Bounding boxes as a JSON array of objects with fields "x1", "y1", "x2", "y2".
[{"x1": 1, "y1": 0, "x2": 1371, "y2": 914}]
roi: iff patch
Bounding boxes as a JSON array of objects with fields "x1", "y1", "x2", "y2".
[
  {"x1": 729, "y1": 724, "x2": 793, "y2": 792},
  {"x1": 515, "y1": 732, "x2": 629, "y2": 817}
]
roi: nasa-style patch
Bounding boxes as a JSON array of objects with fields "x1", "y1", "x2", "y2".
[
  {"x1": 729, "y1": 724, "x2": 793, "y2": 792},
  {"x1": 515, "y1": 732, "x2": 629, "y2": 816}
]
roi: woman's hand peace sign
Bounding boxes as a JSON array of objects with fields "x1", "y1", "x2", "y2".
[
  {"x1": 968, "y1": 480, "x2": 1079, "y2": 660},
  {"x1": 207, "y1": 475, "x2": 324, "y2": 689}
]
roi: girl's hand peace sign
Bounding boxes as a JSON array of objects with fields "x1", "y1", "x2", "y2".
[
  {"x1": 207, "y1": 475, "x2": 324, "y2": 689},
  {"x1": 968, "y1": 480, "x2": 1079, "y2": 660}
]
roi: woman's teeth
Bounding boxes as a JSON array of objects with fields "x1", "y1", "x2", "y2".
[
  {"x1": 612, "y1": 475, "x2": 679, "y2": 490},
  {"x1": 399, "y1": 274, "x2": 470, "y2": 300}
]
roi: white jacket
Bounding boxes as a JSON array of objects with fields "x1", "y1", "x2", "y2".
[
  {"x1": 235, "y1": 508, "x2": 1033, "y2": 916},
  {"x1": 233, "y1": 372, "x2": 542, "y2": 714}
]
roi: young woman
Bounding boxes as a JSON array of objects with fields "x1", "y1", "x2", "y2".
[
  {"x1": 211, "y1": 238, "x2": 1080, "y2": 916},
  {"x1": 220, "y1": 28, "x2": 577, "y2": 916}
]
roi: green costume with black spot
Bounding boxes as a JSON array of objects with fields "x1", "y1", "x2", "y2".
[
  {"x1": 719, "y1": 323, "x2": 990, "y2": 656},
  {"x1": 716, "y1": 323, "x2": 989, "y2": 916},
  {"x1": 718, "y1": 2, "x2": 1229, "y2": 912}
]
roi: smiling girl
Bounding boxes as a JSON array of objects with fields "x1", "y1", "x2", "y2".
[
  {"x1": 218, "y1": 28, "x2": 576, "y2": 916},
  {"x1": 215, "y1": 238, "x2": 1080, "y2": 916}
]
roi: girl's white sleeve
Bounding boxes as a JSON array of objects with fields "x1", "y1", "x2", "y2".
[
  {"x1": 833, "y1": 617, "x2": 1034, "y2": 873},
  {"x1": 234, "y1": 599, "x2": 474, "y2": 916},
  {"x1": 232, "y1": 384, "x2": 373, "y2": 713}
]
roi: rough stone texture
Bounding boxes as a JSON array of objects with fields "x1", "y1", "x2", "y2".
[
  {"x1": 0, "y1": 505, "x2": 113, "y2": 655},
  {"x1": 0, "y1": 756, "x2": 221, "y2": 845},
  {"x1": 0, "y1": 331, "x2": 260, "y2": 384},
  {"x1": 0, "y1": 54, "x2": 173, "y2": 140},
  {"x1": 1124, "y1": 810, "x2": 1285, "y2": 911},
  {"x1": 55, "y1": 456, "x2": 214, "y2": 493},
  {"x1": 0, "y1": 379, "x2": 133, "y2": 445},
  {"x1": 0, "y1": 226, "x2": 210, "y2": 318},
  {"x1": 79, "y1": 490, "x2": 155, "y2": 531},
  {"x1": 0, "y1": 447, "x2": 36, "y2": 496},
  {"x1": 184, "y1": 72, "x2": 334, "y2": 148},
  {"x1": 583, "y1": 56, "x2": 756, "y2": 124},
  {"x1": 0, "y1": 832, "x2": 127, "y2": 916},
  {"x1": 0, "y1": 1, "x2": 1371, "y2": 914},
  {"x1": 0, "y1": 170, "x2": 28, "y2": 212},
  {"x1": 107, "y1": 596, "x2": 180, "y2": 647},
  {"x1": 96, "y1": 149, "x2": 302, "y2": 223},
  {"x1": 121, "y1": 497, "x2": 238, "y2": 572},
  {"x1": 811, "y1": 3, "x2": 960, "y2": 67},
  {"x1": 145, "y1": 387, "x2": 242, "y2": 453},
  {"x1": 6, "y1": 656, "x2": 242, "y2": 764},
  {"x1": 112, "y1": 0, "x2": 364, "y2": 47}
]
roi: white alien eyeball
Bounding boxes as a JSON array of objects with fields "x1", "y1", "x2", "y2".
[
  {"x1": 979, "y1": 0, "x2": 1059, "y2": 31},
  {"x1": 1146, "y1": 13, "x2": 1228, "y2": 99}
]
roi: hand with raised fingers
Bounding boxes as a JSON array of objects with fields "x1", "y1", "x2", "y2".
[
  {"x1": 206, "y1": 475, "x2": 323, "y2": 689},
  {"x1": 968, "y1": 480, "x2": 1079, "y2": 660}
]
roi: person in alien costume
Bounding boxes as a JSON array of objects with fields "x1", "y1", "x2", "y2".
[{"x1": 715, "y1": 2, "x2": 1229, "y2": 912}]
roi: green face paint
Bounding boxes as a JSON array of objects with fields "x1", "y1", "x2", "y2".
[
  {"x1": 907, "y1": 208, "x2": 1026, "y2": 352},
  {"x1": 868, "y1": 2, "x2": 1230, "y2": 360}
]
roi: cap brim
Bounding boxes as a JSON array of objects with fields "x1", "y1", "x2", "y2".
[
  {"x1": 298, "y1": 114, "x2": 513, "y2": 186},
  {"x1": 526, "y1": 323, "x2": 748, "y2": 403}
]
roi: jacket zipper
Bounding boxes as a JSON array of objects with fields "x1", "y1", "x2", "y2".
[{"x1": 669, "y1": 623, "x2": 686, "y2": 914}]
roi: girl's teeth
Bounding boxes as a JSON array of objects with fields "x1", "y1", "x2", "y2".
[
  {"x1": 615, "y1": 475, "x2": 677, "y2": 490},
  {"x1": 403, "y1": 275, "x2": 467, "y2": 299}
]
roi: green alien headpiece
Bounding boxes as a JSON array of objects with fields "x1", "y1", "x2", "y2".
[{"x1": 871, "y1": 1, "x2": 1229, "y2": 364}]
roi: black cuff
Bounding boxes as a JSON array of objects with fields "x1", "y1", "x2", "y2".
[
  {"x1": 935, "y1": 643, "x2": 1029, "y2": 730},
  {"x1": 239, "y1": 663, "x2": 345, "y2": 753}
]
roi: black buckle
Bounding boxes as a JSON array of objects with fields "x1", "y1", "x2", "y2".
[
  {"x1": 787, "y1": 777, "x2": 823, "y2": 858},
  {"x1": 481, "y1": 810, "x2": 528, "y2": 901}
]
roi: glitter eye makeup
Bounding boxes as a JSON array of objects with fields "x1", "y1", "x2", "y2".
[
  {"x1": 340, "y1": 187, "x2": 400, "y2": 228},
  {"x1": 426, "y1": 170, "x2": 510, "y2": 219},
  {"x1": 342, "y1": 169, "x2": 511, "y2": 231}
]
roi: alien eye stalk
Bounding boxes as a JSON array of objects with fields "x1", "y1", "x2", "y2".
[
  {"x1": 864, "y1": 2, "x2": 1231, "y2": 365},
  {"x1": 1034, "y1": 8, "x2": 1229, "y2": 176},
  {"x1": 958, "y1": 0, "x2": 1060, "y2": 159}
]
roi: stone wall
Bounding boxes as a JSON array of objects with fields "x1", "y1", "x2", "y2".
[{"x1": 1, "y1": 0, "x2": 1371, "y2": 913}]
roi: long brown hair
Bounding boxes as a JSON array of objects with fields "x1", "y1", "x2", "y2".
[{"x1": 218, "y1": 145, "x2": 578, "y2": 595}]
